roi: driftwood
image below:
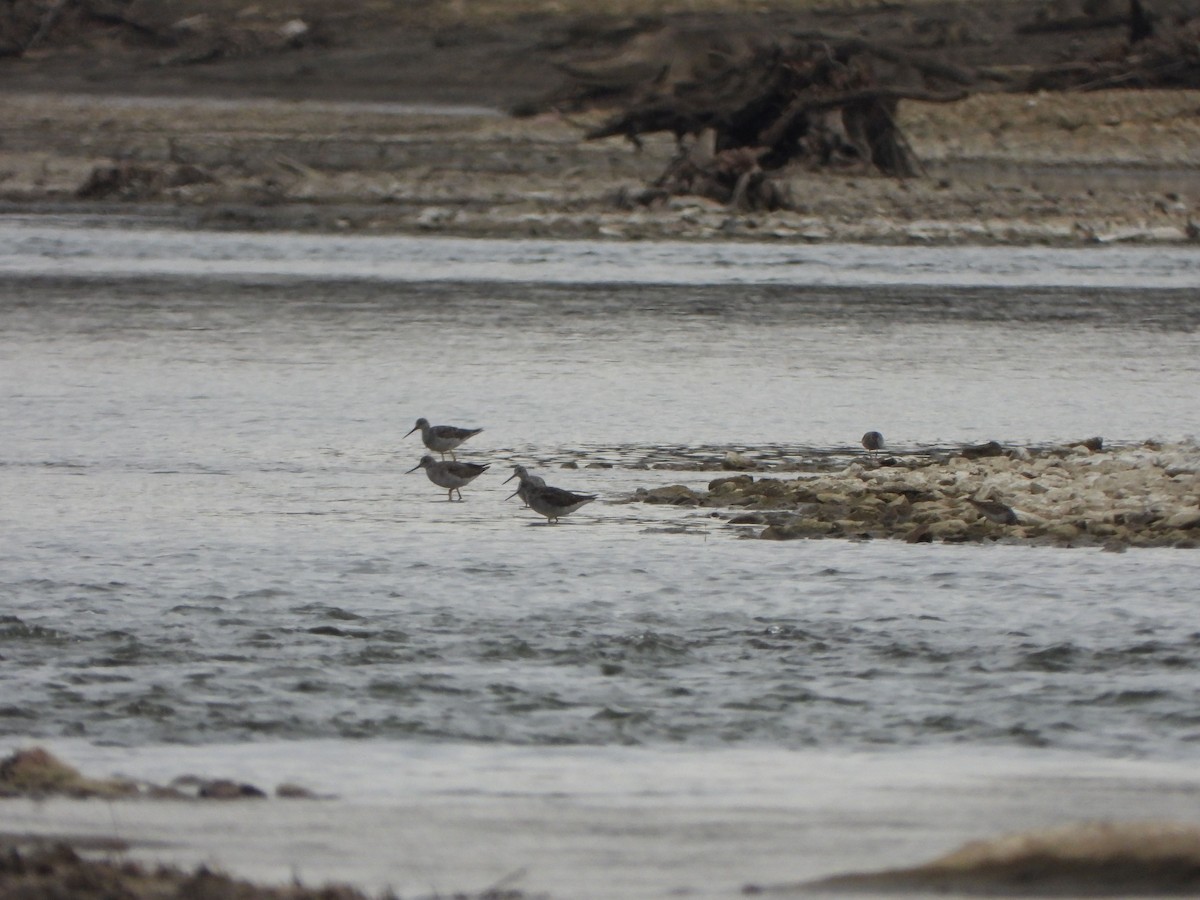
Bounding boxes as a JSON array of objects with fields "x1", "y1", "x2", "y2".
[
  {"x1": 544, "y1": 1, "x2": 1200, "y2": 210},
  {"x1": 1003, "y1": 0, "x2": 1200, "y2": 91},
  {"x1": 562, "y1": 27, "x2": 970, "y2": 208},
  {"x1": 1023, "y1": 15, "x2": 1200, "y2": 91}
]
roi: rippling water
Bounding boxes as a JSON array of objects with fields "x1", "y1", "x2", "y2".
[{"x1": 3, "y1": 220, "x2": 1199, "y2": 764}]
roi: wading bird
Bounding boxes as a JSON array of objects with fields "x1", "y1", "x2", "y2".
[
  {"x1": 405, "y1": 417, "x2": 482, "y2": 460},
  {"x1": 505, "y1": 467, "x2": 596, "y2": 524},
  {"x1": 503, "y1": 464, "x2": 546, "y2": 508},
  {"x1": 408, "y1": 454, "x2": 488, "y2": 501}
]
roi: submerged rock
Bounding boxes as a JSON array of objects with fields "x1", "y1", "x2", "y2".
[
  {"x1": 636, "y1": 484, "x2": 703, "y2": 505},
  {"x1": 721, "y1": 451, "x2": 759, "y2": 470},
  {"x1": 195, "y1": 778, "x2": 269, "y2": 799},
  {"x1": 960, "y1": 440, "x2": 1005, "y2": 459},
  {"x1": 708, "y1": 474, "x2": 753, "y2": 492}
]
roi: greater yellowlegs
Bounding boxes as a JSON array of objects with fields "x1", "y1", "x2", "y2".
[
  {"x1": 407, "y1": 454, "x2": 488, "y2": 501},
  {"x1": 503, "y1": 464, "x2": 546, "y2": 508},
  {"x1": 405, "y1": 417, "x2": 482, "y2": 460},
  {"x1": 861, "y1": 431, "x2": 885, "y2": 456},
  {"x1": 522, "y1": 480, "x2": 597, "y2": 524}
]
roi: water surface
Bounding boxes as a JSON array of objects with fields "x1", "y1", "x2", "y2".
[{"x1": 2, "y1": 220, "x2": 1199, "y2": 896}]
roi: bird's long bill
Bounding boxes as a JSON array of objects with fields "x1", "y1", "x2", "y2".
[
  {"x1": 404, "y1": 426, "x2": 419, "y2": 437},
  {"x1": 505, "y1": 488, "x2": 520, "y2": 501},
  {"x1": 405, "y1": 463, "x2": 421, "y2": 473},
  {"x1": 502, "y1": 472, "x2": 517, "y2": 484}
]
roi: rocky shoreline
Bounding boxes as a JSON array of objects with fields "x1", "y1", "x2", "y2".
[{"x1": 634, "y1": 440, "x2": 1200, "y2": 548}]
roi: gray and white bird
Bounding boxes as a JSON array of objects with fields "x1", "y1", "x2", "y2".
[
  {"x1": 504, "y1": 468, "x2": 596, "y2": 524},
  {"x1": 861, "y1": 431, "x2": 885, "y2": 456},
  {"x1": 503, "y1": 464, "x2": 546, "y2": 508},
  {"x1": 524, "y1": 482, "x2": 597, "y2": 524},
  {"x1": 407, "y1": 454, "x2": 488, "y2": 501},
  {"x1": 405, "y1": 417, "x2": 482, "y2": 460}
]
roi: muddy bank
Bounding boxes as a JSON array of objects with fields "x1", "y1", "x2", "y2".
[
  {"x1": 777, "y1": 821, "x2": 1200, "y2": 895},
  {"x1": 634, "y1": 440, "x2": 1200, "y2": 547},
  {"x1": 1, "y1": 88, "x2": 1198, "y2": 244},
  {"x1": 1, "y1": 0, "x2": 1199, "y2": 243}
]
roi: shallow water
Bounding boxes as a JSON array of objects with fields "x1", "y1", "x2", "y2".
[
  {"x1": 2, "y1": 219, "x2": 1200, "y2": 895},
  {"x1": 3, "y1": 217, "x2": 1200, "y2": 289},
  {"x1": 5, "y1": 742, "x2": 1200, "y2": 899}
]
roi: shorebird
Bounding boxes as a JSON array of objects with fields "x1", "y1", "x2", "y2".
[
  {"x1": 967, "y1": 496, "x2": 1019, "y2": 525},
  {"x1": 504, "y1": 470, "x2": 596, "y2": 524},
  {"x1": 404, "y1": 417, "x2": 482, "y2": 461},
  {"x1": 524, "y1": 482, "x2": 597, "y2": 524},
  {"x1": 407, "y1": 454, "x2": 488, "y2": 501},
  {"x1": 503, "y1": 464, "x2": 546, "y2": 508},
  {"x1": 861, "y1": 431, "x2": 885, "y2": 456}
]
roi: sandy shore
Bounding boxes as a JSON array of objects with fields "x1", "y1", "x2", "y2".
[{"x1": 2, "y1": 87, "x2": 1199, "y2": 244}]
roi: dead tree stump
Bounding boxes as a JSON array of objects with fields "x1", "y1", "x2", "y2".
[{"x1": 550, "y1": 25, "x2": 971, "y2": 209}]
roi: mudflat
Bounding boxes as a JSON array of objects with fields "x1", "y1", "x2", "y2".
[{"x1": 1, "y1": 0, "x2": 1198, "y2": 242}]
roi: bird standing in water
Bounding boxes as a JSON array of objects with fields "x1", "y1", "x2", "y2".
[
  {"x1": 503, "y1": 465, "x2": 546, "y2": 508},
  {"x1": 525, "y1": 483, "x2": 597, "y2": 524},
  {"x1": 504, "y1": 466, "x2": 596, "y2": 524},
  {"x1": 407, "y1": 454, "x2": 488, "y2": 501},
  {"x1": 405, "y1": 417, "x2": 482, "y2": 460}
]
